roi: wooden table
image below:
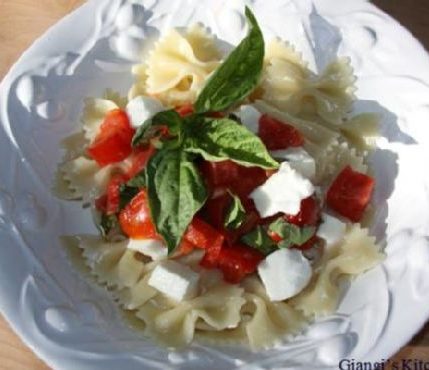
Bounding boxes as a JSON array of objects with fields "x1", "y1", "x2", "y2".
[{"x1": 0, "y1": 1, "x2": 428, "y2": 368}]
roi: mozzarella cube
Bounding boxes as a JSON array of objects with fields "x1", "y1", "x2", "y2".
[
  {"x1": 148, "y1": 260, "x2": 200, "y2": 302},
  {"x1": 316, "y1": 213, "x2": 347, "y2": 247},
  {"x1": 258, "y1": 249, "x2": 312, "y2": 301},
  {"x1": 127, "y1": 239, "x2": 167, "y2": 261},
  {"x1": 270, "y1": 147, "x2": 316, "y2": 180},
  {"x1": 126, "y1": 95, "x2": 164, "y2": 128},
  {"x1": 235, "y1": 104, "x2": 261, "y2": 134},
  {"x1": 250, "y1": 162, "x2": 314, "y2": 217}
]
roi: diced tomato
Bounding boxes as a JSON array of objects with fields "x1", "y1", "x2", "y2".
[
  {"x1": 87, "y1": 109, "x2": 135, "y2": 166},
  {"x1": 126, "y1": 145, "x2": 156, "y2": 178},
  {"x1": 285, "y1": 196, "x2": 320, "y2": 226},
  {"x1": 118, "y1": 190, "x2": 158, "y2": 239},
  {"x1": 202, "y1": 193, "x2": 232, "y2": 229},
  {"x1": 95, "y1": 194, "x2": 107, "y2": 213},
  {"x1": 216, "y1": 244, "x2": 264, "y2": 283},
  {"x1": 175, "y1": 239, "x2": 195, "y2": 257},
  {"x1": 258, "y1": 114, "x2": 304, "y2": 150},
  {"x1": 106, "y1": 173, "x2": 129, "y2": 215},
  {"x1": 199, "y1": 160, "x2": 241, "y2": 190},
  {"x1": 175, "y1": 103, "x2": 194, "y2": 117},
  {"x1": 233, "y1": 166, "x2": 269, "y2": 198},
  {"x1": 184, "y1": 218, "x2": 224, "y2": 267},
  {"x1": 327, "y1": 166, "x2": 375, "y2": 222},
  {"x1": 199, "y1": 160, "x2": 269, "y2": 198}
]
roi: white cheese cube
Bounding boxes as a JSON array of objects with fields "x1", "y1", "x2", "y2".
[
  {"x1": 235, "y1": 104, "x2": 261, "y2": 134},
  {"x1": 148, "y1": 260, "x2": 200, "y2": 302},
  {"x1": 127, "y1": 239, "x2": 167, "y2": 261},
  {"x1": 270, "y1": 147, "x2": 316, "y2": 180},
  {"x1": 250, "y1": 162, "x2": 314, "y2": 217},
  {"x1": 126, "y1": 95, "x2": 165, "y2": 128},
  {"x1": 316, "y1": 213, "x2": 347, "y2": 247},
  {"x1": 258, "y1": 249, "x2": 312, "y2": 301}
]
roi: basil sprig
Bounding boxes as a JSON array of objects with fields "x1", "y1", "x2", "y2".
[
  {"x1": 145, "y1": 149, "x2": 208, "y2": 253},
  {"x1": 224, "y1": 193, "x2": 246, "y2": 230},
  {"x1": 269, "y1": 219, "x2": 316, "y2": 248},
  {"x1": 194, "y1": 6, "x2": 264, "y2": 113},
  {"x1": 125, "y1": 6, "x2": 278, "y2": 254},
  {"x1": 184, "y1": 116, "x2": 278, "y2": 169}
]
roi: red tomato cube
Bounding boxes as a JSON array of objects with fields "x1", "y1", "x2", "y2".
[
  {"x1": 106, "y1": 173, "x2": 129, "y2": 215},
  {"x1": 216, "y1": 244, "x2": 264, "y2": 284},
  {"x1": 258, "y1": 114, "x2": 304, "y2": 150},
  {"x1": 119, "y1": 190, "x2": 158, "y2": 239},
  {"x1": 87, "y1": 109, "x2": 135, "y2": 167},
  {"x1": 327, "y1": 166, "x2": 375, "y2": 222},
  {"x1": 285, "y1": 196, "x2": 321, "y2": 226}
]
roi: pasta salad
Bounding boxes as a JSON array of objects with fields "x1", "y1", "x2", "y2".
[{"x1": 55, "y1": 7, "x2": 384, "y2": 349}]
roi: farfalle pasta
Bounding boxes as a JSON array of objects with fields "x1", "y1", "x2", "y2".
[
  {"x1": 290, "y1": 224, "x2": 384, "y2": 316},
  {"x1": 56, "y1": 7, "x2": 384, "y2": 350},
  {"x1": 260, "y1": 39, "x2": 356, "y2": 125},
  {"x1": 130, "y1": 25, "x2": 221, "y2": 106}
]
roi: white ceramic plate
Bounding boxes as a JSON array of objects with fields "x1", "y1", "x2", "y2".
[{"x1": 1, "y1": 0, "x2": 429, "y2": 369}]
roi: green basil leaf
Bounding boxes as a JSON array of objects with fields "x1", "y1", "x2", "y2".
[
  {"x1": 184, "y1": 117, "x2": 279, "y2": 169},
  {"x1": 146, "y1": 149, "x2": 208, "y2": 253},
  {"x1": 118, "y1": 184, "x2": 140, "y2": 210},
  {"x1": 132, "y1": 109, "x2": 183, "y2": 147},
  {"x1": 194, "y1": 6, "x2": 264, "y2": 113},
  {"x1": 99, "y1": 214, "x2": 119, "y2": 239},
  {"x1": 241, "y1": 226, "x2": 277, "y2": 255},
  {"x1": 126, "y1": 170, "x2": 147, "y2": 188},
  {"x1": 224, "y1": 192, "x2": 246, "y2": 229},
  {"x1": 269, "y1": 219, "x2": 316, "y2": 247}
]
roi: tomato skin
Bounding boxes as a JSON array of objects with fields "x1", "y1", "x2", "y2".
[
  {"x1": 119, "y1": 190, "x2": 158, "y2": 239},
  {"x1": 199, "y1": 160, "x2": 269, "y2": 198},
  {"x1": 175, "y1": 103, "x2": 194, "y2": 117},
  {"x1": 106, "y1": 173, "x2": 129, "y2": 215},
  {"x1": 126, "y1": 146, "x2": 156, "y2": 178},
  {"x1": 216, "y1": 244, "x2": 264, "y2": 284},
  {"x1": 327, "y1": 166, "x2": 375, "y2": 222},
  {"x1": 285, "y1": 196, "x2": 320, "y2": 226},
  {"x1": 258, "y1": 114, "x2": 304, "y2": 150},
  {"x1": 87, "y1": 109, "x2": 135, "y2": 167},
  {"x1": 184, "y1": 218, "x2": 224, "y2": 268},
  {"x1": 199, "y1": 160, "x2": 240, "y2": 190},
  {"x1": 203, "y1": 193, "x2": 232, "y2": 229},
  {"x1": 175, "y1": 239, "x2": 195, "y2": 256}
]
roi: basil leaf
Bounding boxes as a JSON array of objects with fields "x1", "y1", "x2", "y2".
[
  {"x1": 146, "y1": 149, "x2": 208, "y2": 253},
  {"x1": 118, "y1": 184, "x2": 140, "y2": 210},
  {"x1": 126, "y1": 170, "x2": 146, "y2": 188},
  {"x1": 194, "y1": 6, "x2": 264, "y2": 113},
  {"x1": 241, "y1": 226, "x2": 277, "y2": 255},
  {"x1": 132, "y1": 110, "x2": 183, "y2": 147},
  {"x1": 184, "y1": 117, "x2": 278, "y2": 169},
  {"x1": 99, "y1": 214, "x2": 119, "y2": 238},
  {"x1": 224, "y1": 193, "x2": 246, "y2": 229},
  {"x1": 269, "y1": 219, "x2": 315, "y2": 247}
]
